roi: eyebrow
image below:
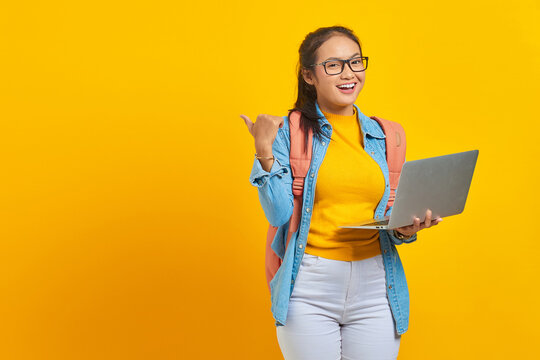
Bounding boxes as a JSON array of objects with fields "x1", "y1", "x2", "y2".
[{"x1": 324, "y1": 53, "x2": 362, "y2": 61}]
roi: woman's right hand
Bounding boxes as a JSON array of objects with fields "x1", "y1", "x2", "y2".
[{"x1": 240, "y1": 114, "x2": 284, "y2": 154}]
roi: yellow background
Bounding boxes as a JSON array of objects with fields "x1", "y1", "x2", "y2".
[{"x1": 1, "y1": 0, "x2": 539, "y2": 359}]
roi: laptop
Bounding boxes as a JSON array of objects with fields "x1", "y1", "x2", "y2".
[{"x1": 339, "y1": 150, "x2": 479, "y2": 230}]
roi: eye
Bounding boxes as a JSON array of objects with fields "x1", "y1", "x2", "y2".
[{"x1": 326, "y1": 60, "x2": 341, "y2": 68}]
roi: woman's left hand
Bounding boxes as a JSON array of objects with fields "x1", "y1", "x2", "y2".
[{"x1": 394, "y1": 209, "x2": 443, "y2": 238}]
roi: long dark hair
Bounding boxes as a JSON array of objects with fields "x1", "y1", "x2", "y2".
[{"x1": 287, "y1": 26, "x2": 363, "y2": 149}]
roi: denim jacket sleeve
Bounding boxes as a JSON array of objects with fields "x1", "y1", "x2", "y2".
[
  {"x1": 385, "y1": 205, "x2": 418, "y2": 245},
  {"x1": 248, "y1": 123, "x2": 294, "y2": 227}
]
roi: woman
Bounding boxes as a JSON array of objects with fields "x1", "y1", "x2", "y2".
[{"x1": 241, "y1": 26, "x2": 441, "y2": 360}]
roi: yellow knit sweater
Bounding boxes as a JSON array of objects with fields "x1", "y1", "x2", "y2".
[{"x1": 305, "y1": 107, "x2": 385, "y2": 261}]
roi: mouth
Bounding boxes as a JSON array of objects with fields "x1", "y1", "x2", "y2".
[{"x1": 336, "y1": 82, "x2": 357, "y2": 94}]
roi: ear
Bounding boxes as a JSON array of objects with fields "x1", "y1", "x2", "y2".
[{"x1": 302, "y1": 68, "x2": 315, "y2": 86}]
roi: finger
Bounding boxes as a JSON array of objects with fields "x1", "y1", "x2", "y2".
[
  {"x1": 433, "y1": 217, "x2": 443, "y2": 226},
  {"x1": 413, "y1": 217, "x2": 421, "y2": 231},
  {"x1": 240, "y1": 114, "x2": 252, "y2": 124},
  {"x1": 424, "y1": 209, "x2": 432, "y2": 227},
  {"x1": 240, "y1": 114, "x2": 254, "y2": 134}
]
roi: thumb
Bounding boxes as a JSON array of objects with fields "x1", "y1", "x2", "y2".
[{"x1": 240, "y1": 114, "x2": 254, "y2": 135}]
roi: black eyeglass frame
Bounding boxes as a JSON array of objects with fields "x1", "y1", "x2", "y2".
[{"x1": 309, "y1": 56, "x2": 369, "y2": 75}]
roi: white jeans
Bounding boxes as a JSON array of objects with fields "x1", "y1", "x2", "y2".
[{"x1": 276, "y1": 253, "x2": 401, "y2": 360}]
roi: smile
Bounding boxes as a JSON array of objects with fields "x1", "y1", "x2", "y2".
[{"x1": 336, "y1": 82, "x2": 356, "y2": 93}]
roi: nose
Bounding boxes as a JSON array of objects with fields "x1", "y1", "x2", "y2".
[{"x1": 341, "y1": 63, "x2": 355, "y2": 78}]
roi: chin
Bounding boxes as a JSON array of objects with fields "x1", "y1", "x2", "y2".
[{"x1": 336, "y1": 98, "x2": 358, "y2": 107}]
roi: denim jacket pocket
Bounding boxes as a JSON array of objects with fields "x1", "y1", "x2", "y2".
[{"x1": 300, "y1": 253, "x2": 320, "y2": 268}]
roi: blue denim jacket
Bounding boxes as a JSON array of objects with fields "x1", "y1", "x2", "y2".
[{"x1": 249, "y1": 102, "x2": 417, "y2": 335}]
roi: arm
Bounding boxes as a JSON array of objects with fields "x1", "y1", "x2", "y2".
[{"x1": 248, "y1": 124, "x2": 294, "y2": 227}]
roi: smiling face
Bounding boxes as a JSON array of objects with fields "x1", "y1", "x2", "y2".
[{"x1": 302, "y1": 34, "x2": 365, "y2": 116}]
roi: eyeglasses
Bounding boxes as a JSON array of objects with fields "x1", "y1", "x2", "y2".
[{"x1": 309, "y1": 56, "x2": 368, "y2": 75}]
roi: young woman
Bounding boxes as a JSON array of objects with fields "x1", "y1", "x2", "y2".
[{"x1": 241, "y1": 26, "x2": 442, "y2": 360}]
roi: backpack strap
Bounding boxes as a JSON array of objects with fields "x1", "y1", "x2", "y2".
[
  {"x1": 370, "y1": 116, "x2": 406, "y2": 211},
  {"x1": 285, "y1": 111, "x2": 313, "y2": 248}
]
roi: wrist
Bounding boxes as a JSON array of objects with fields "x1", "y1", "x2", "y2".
[
  {"x1": 255, "y1": 153, "x2": 274, "y2": 160},
  {"x1": 393, "y1": 229, "x2": 413, "y2": 240},
  {"x1": 255, "y1": 141, "x2": 273, "y2": 156}
]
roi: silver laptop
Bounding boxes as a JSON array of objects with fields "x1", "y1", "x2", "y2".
[{"x1": 340, "y1": 150, "x2": 479, "y2": 230}]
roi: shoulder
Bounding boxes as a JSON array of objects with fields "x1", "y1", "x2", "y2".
[
  {"x1": 277, "y1": 112, "x2": 292, "y2": 143},
  {"x1": 359, "y1": 113, "x2": 387, "y2": 139},
  {"x1": 269, "y1": 114, "x2": 291, "y2": 152},
  {"x1": 281, "y1": 114, "x2": 291, "y2": 133}
]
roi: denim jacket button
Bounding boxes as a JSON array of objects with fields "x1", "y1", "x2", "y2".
[
  {"x1": 389, "y1": 285, "x2": 392, "y2": 289},
  {"x1": 384, "y1": 249, "x2": 387, "y2": 254},
  {"x1": 299, "y1": 244, "x2": 303, "y2": 249},
  {"x1": 322, "y1": 141, "x2": 326, "y2": 146},
  {"x1": 306, "y1": 208, "x2": 310, "y2": 213}
]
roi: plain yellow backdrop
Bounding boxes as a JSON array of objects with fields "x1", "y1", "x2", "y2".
[{"x1": 1, "y1": 0, "x2": 539, "y2": 359}]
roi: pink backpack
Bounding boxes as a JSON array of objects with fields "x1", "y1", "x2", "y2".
[{"x1": 265, "y1": 110, "x2": 407, "y2": 291}]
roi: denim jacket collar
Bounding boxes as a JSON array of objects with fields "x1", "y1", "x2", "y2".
[{"x1": 315, "y1": 102, "x2": 386, "y2": 140}]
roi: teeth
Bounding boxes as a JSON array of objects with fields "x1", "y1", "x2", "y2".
[{"x1": 338, "y1": 83, "x2": 355, "y2": 89}]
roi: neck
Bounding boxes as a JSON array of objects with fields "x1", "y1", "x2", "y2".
[{"x1": 318, "y1": 102, "x2": 355, "y2": 116}]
